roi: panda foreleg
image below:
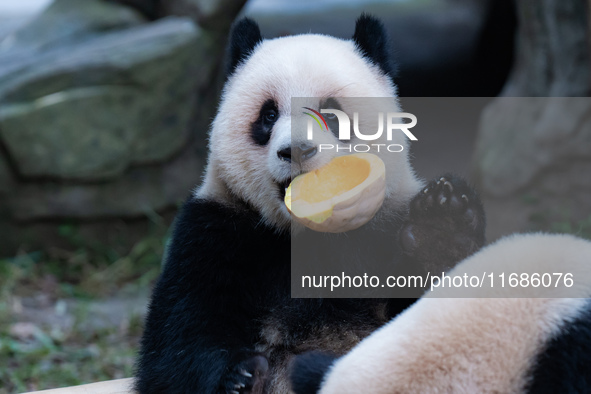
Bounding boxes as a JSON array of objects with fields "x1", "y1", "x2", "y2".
[
  {"x1": 137, "y1": 268, "x2": 269, "y2": 394},
  {"x1": 136, "y1": 199, "x2": 281, "y2": 394},
  {"x1": 399, "y1": 173, "x2": 486, "y2": 273}
]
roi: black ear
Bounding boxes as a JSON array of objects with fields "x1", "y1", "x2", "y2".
[
  {"x1": 290, "y1": 351, "x2": 337, "y2": 394},
  {"x1": 227, "y1": 18, "x2": 263, "y2": 76},
  {"x1": 352, "y1": 14, "x2": 395, "y2": 79}
]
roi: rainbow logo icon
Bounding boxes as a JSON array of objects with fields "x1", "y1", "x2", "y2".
[{"x1": 303, "y1": 107, "x2": 328, "y2": 132}]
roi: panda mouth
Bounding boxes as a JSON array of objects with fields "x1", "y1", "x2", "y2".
[{"x1": 278, "y1": 179, "x2": 291, "y2": 201}]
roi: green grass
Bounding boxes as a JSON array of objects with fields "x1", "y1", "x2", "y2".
[
  {"x1": 0, "y1": 225, "x2": 167, "y2": 393},
  {"x1": 0, "y1": 320, "x2": 141, "y2": 393},
  {"x1": 550, "y1": 215, "x2": 591, "y2": 240},
  {"x1": 528, "y1": 209, "x2": 591, "y2": 240}
]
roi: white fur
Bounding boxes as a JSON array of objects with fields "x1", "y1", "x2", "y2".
[
  {"x1": 196, "y1": 34, "x2": 422, "y2": 231},
  {"x1": 319, "y1": 233, "x2": 591, "y2": 394}
]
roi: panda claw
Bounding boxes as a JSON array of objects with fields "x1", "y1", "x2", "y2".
[
  {"x1": 235, "y1": 383, "x2": 246, "y2": 389},
  {"x1": 412, "y1": 176, "x2": 479, "y2": 216},
  {"x1": 404, "y1": 175, "x2": 485, "y2": 264},
  {"x1": 240, "y1": 370, "x2": 253, "y2": 378},
  {"x1": 230, "y1": 391, "x2": 240, "y2": 394}
]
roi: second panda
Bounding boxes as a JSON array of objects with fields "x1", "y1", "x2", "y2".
[
  {"x1": 291, "y1": 233, "x2": 591, "y2": 394},
  {"x1": 135, "y1": 15, "x2": 486, "y2": 394}
]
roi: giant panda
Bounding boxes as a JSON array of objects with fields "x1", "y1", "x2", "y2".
[
  {"x1": 290, "y1": 233, "x2": 591, "y2": 394},
  {"x1": 135, "y1": 15, "x2": 486, "y2": 394}
]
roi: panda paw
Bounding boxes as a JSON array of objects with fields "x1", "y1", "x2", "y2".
[
  {"x1": 400, "y1": 174, "x2": 485, "y2": 272},
  {"x1": 222, "y1": 355, "x2": 269, "y2": 394}
]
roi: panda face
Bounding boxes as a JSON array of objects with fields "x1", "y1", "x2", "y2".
[{"x1": 198, "y1": 18, "x2": 423, "y2": 231}]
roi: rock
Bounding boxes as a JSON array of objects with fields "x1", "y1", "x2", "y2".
[
  {"x1": 501, "y1": 0, "x2": 589, "y2": 97},
  {"x1": 0, "y1": 155, "x2": 13, "y2": 224},
  {"x1": 105, "y1": 0, "x2": 162, "y2": 20},
  {"x1": 109, "y1": 0, "x2": 248, "y2": 30},
  {"x1": 9, "y1": 322, "x2": 41, "y2": 340},
  {"x1": 0, "y1": 155, "x2": 13, "y2": 194},
  {"x1": 0, "y1": 0, "x2": 249, "y2": 256},
  {"x1": 475, "y1": 97, "x2": 591, "y2": 198},
  {"x1": 0, "y1": 0, "x2": 145, "y2": 52},
  {"x1": 159, "y1": 0, "x2": 247, "y2": 30},
  {"x1": 0, "y1": 17, "x2": 210, "y2": 180},
  {"x1": 472, "y1": 0, "x2": 591, "y2": 239},
  {"x1": 0, "y1": 17, "x2": 28, "y2": 43},
  {"x1": 8, "y1": 139, "x2": 206, "y2": 221}
]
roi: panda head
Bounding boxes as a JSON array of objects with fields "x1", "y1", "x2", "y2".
[{"x1": 197, "y1": 15, "x2": 422, "y2": 231}]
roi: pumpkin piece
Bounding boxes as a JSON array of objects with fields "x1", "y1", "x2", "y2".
[{"x1": 285, "y1": 153, "x2": 386, "y2": 233}]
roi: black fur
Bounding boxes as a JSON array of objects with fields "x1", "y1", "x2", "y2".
[
  {"x1": 135, "y1": 199, "x2": 290, "y2": 393},
  {"x1": 136, "y1": 16, "x2": 486, "y2": 394},
  {"x1": 320, "y1": 98, "x2": 347, "y2": 140},
  {"x1": 527, "y1": 300, "x2": 591, "y2": 393},
  {"x1": 136, "y1": 175, "x2": 485, "y2": 393},
  {"x1": 352, "y1": 14, "x2": 396, "y2": 81},
  {"x1": 290, "y1": 352, "x2": 337, "y2": 394},
  {"x1": 251, "y1": 99, "x2": 279, "y2": 145},
  {"x1": 227, "y1": 18, "x2": 263, "y2": 76},
  {"x1": 400, "y1": 173, "x2": 486, "y2": 273}
]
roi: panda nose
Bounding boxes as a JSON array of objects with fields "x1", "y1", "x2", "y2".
[{"x1": 277, "y1": 144, "x2": 317, "y2": 164}]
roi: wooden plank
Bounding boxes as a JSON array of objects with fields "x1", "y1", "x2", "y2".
[{"x1": 21, "y1": 378, "x2": 135, "y2": 394}]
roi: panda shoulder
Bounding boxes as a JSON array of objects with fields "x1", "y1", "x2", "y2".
[{"x1": 163, "y1": 197, "x2": 264, "y2": 263}]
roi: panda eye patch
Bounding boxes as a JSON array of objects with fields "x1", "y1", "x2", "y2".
[
  {"x1": 320, "y1": 97, "x2": 349, "y2": 140},
  {"x1": 251, "y1": 99, "x2": 279, "y2": 145}
]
